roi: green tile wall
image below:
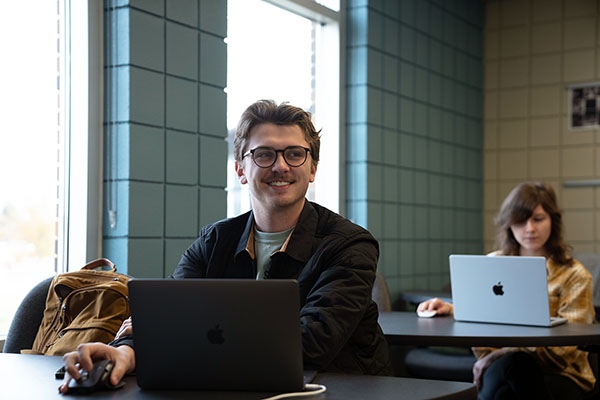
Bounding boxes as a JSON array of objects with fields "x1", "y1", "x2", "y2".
[
  {"x1": 103, "y1": 0, "x2": 227, "y2": 277},
  {"x1": 346, "y1": 0, "x2": 484, "y2": 301}
]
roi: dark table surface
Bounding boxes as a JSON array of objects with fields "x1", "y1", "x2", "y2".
[
  {"x1": 0, "y1": 353, "x2": 477, "y2": 400},
  {"x1": 379, "y1": 311, "x2": 600, "y2": 348}
]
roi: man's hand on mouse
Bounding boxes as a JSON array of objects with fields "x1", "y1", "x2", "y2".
[{"x1": 59, "y1": 343, "x2": 135, "y2": 394}]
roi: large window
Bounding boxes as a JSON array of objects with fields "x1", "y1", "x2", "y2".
[
  {"x1": 226, "y1": 0, "x2": 341, "y2": 217},
  {"x1": 0, "y1": 0, "x2": 101, "y2": 338}
]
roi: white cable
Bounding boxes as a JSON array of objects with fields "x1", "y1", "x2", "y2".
[{"x1": 260, "y1": 384, "x2": 327, "y2": 400}]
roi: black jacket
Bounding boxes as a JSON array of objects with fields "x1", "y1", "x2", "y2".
[{"x1": 115, "y1": 201, "x2": 392, "y2": 375}]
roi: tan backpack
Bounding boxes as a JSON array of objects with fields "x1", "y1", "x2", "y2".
[{"x1": 22, "y1": 258, "x2": 130, "y2": 356}]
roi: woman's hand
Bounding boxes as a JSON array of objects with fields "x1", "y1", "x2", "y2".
[
  {"x1": 472, "y1": 348, "x2": 506, "y2": 391},
  {"x1": 416, "y1": 297, "x2": 453, "y2": 315}
]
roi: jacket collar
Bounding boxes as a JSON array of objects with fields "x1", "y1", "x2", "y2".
[
  {"x1": 234, "y1": 211, "x2": 255, "y2": 262},
  {"x1": 233, "y1": 200, "x2": 317, "y2": 264}
]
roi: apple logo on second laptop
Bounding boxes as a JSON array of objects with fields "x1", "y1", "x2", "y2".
[
  {"x1": 207, "y1": 324, "x2": 225, "y2": 344},
  {"x1": 492, "y1": 282, "x2": 504, "y2": 296}
]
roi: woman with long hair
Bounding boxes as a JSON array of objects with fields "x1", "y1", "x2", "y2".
[{"x1": 418, "y1": 182, "x2": 595, "y2": 399}]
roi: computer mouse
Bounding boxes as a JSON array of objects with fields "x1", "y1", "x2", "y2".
[
  {"x1": 417, "y1": 310, "x2": 437, "y2": 318},
  {"x1": 66, "y1": 359, "x2": 125, "y2": 394}
]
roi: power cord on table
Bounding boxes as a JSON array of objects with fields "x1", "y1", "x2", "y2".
[{"x1": 261, "y1": 383, "x2": 327, "y2": 399}]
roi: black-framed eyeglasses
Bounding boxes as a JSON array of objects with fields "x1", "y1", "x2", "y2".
[{"x1": 242, "y1": 146, "x2": 311, "y2": 168}]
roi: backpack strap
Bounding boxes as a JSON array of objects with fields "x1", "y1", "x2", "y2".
[{"x1": 81, "y1": 258, "x2": 116, "y2": 272}]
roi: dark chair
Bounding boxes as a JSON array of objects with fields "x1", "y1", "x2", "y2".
[
  {"x1": 574, "y1": 253, "x2": 600, "y2": 321},
  {"x1": 404, "y1": 346, "x2": 476, "y2": 382},
  {"x1": 3, "y1": 277, "x2": 53, "y2": 353},
  {"x1": 372, "y1": 272, "x2": 392, "y2": 313},
  {"x1": 574, "y1": 254, "x2": 600, "y2": 399},
  {"x1": 372, "y1": 273, "x2": 431, "y2": 377}
]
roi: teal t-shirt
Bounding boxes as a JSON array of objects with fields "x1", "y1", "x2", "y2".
[{"x1": 254, "y1": 227, "x2": 294, "y2": 279}]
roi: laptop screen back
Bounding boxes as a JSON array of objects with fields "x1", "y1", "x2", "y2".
[
  {"x1": 449, "y1": 255, "x2": 553, "y2": 326},
  {"x1": 129, "y1": 279, "x2": 304, "y2": 391}
]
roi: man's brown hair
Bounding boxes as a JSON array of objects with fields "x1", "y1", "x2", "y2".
[{"x1": 233, "y1": 100, "x2": 321, "y2": 167}]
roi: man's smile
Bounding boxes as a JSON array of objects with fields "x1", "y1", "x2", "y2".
[
  {"x1": 264, "y1": 175, "x2": 295, "y2": 187},
  {"x1": 268, "y1": 180, "x2": 292, "y2": 186}
]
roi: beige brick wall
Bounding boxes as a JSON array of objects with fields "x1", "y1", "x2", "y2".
[{"x1": 484, "y1": 0, "x2": 600, "y2": 253}]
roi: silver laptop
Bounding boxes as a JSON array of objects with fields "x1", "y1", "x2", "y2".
[
  {"x1": 128, "y1": 279, "x2": 305, "y2": 391},
  {"x1": 449, "y1": 255, "x2": 567, "y2": 327}
]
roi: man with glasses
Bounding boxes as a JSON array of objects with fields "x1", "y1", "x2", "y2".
[{"x1": 59, "y1": 100, "x2": 392, "y2": 393}]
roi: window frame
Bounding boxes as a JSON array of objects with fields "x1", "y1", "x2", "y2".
[{"x1": 57, "y1": 0, "x2": 103, "y2": 273}]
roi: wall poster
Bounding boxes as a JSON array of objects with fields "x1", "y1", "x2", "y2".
[{"x1": 569, "y1": 83, "x2": 600, "y2": 130}]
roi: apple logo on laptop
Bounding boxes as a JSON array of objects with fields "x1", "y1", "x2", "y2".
[
  {"x1": 207, "y1": 324, "x2": 225, "y2": 344},
  {"x1": 492, "y1": 282, "x2": 504, "y2": 296}
]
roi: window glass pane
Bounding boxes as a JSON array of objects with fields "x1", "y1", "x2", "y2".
[
  {"x1": 227, "y1": 0, "x2": 313, "y2": 127},
  {"x1": 227, "y1": 0, "x2": 314, "y2": 217},
  {"x1": 0, "y1": 2, "x2": 60, "y2": 335}
]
